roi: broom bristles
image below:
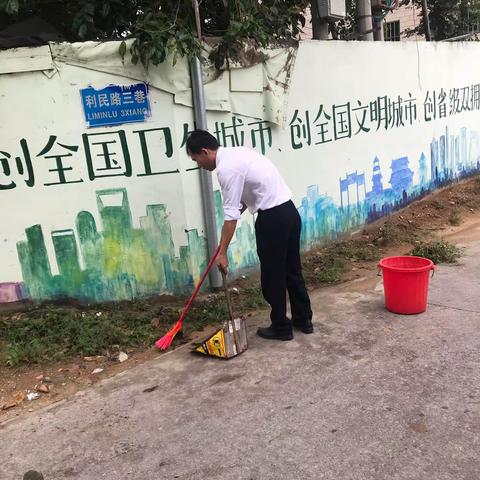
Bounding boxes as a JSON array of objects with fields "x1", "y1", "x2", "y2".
[
  {"x1": 154, "y1": 245, "x2": 221, "y2": 351},
  {"x1": 155, "y1": 321, "x2": 182, "y2": 350}
]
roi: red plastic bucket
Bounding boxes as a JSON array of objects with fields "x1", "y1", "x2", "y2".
[{"x1": 378, "y1": 256, "x2": 435, "y2": 314}]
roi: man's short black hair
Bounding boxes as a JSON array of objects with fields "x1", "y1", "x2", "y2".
[{"x1": 186, "y1": 129, "x2": 220, "y2": 154}]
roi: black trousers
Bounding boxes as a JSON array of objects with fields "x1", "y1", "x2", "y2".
[{"x1": 255, "y1": 200, "x2": 312, "y2": 333}]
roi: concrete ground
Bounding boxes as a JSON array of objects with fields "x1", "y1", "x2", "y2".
[{"x1": 2, "y1": 237, "x2": 480, "y2": 480}]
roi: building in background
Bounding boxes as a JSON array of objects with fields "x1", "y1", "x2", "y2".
[
  {"x1": 383, "y1": 4, "x2": 424, "y2": 41},
  {"x1": 301, "y1": 6, "x2": 314, "y2": 40},
  {"x1": 302, "y1": 3, "x2": 424, "y2": 41}
]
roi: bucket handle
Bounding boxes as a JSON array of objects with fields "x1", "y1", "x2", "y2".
[{"x1": 377, "y1": 264, "x2": 436, "y2": 278}]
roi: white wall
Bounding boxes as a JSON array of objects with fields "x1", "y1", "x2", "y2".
[{"x1": 1, "y1": 41, "x2": 479, "y2": 303}]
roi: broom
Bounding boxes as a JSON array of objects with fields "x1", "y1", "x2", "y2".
[{"x1": 155, "y1": 245, "x2": 221, "y2": 351}]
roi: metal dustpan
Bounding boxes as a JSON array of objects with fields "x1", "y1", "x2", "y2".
[{"x1": 193, "y1": 271, "x2": 248, "y2": 359}]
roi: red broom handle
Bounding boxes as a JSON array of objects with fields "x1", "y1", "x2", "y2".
[{"x1": 176, "y1": 245, "x2": 221, "y2": 326}]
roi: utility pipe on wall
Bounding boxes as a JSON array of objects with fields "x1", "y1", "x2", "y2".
[{"x1": 191, "y1": 0, "x2": 222, "y2": 289}]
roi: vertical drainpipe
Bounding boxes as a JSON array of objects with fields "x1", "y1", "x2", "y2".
[{"x1": 190, "y1": 0, "x2": 222, "y2": 289}]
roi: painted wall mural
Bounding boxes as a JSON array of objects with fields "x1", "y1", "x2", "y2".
[
  {"x1": 4, "y1": 124, "x2": 478, "y2": 303},
  {"x1": 298, "y1": 125, "x2": 480, "y2": 250},
  {"x1": 16, "y1": 188, "x2": 205, "y2": 302},
  {"x1": 10, "y1": 188, "x2": 258, "y2": 303}
]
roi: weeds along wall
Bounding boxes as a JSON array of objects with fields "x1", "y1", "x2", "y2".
[{"x1": 1, "y1": 41, "x2": 479, "y2": 303}]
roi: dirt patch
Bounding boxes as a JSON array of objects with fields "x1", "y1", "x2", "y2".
[
  {"x1": 1, "y1": 175, "x2": 480, "y2": 422},
  {"x1": 0, "y1": 348, "x2": 159, "y2": 419}
]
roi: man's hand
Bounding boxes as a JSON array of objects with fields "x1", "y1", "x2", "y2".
[
  {"x1": 217, "y1": 220, "x2": 237, "y2": 274},
  {"x1": 216, "y1": 253, "x2": 229, "y2": 274}
]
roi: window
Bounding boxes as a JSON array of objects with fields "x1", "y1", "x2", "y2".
[{"x1": 385, "y1": 20, "x2": 401, "y2": 41}]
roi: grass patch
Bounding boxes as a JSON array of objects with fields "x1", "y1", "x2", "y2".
[
  {"x1": 235, "y1": 285, "x2": 266, "y2": 310},
  {"x1": 431, "y1": 200, "x2": 445, "y2": 210},
  {"x1": 0, "y1": 305, "x2": 171, "y2": 366},
  {"x1": 183, "y1": 301, "x2": 228, "y2": 332},
  {"x1": 328, "y1": 241, "x2": 379, "y2": 262},
  {"x1": 305, "y1": 255, "x2": 347, "y2": 284},
  {"x1": 0, "y1": 297, "x2": 237, "y2": 367},
  {"x1": 410, "y1": 240, "x2": 462, "y2": 264},
  {"x1": 303, "y1": 239, "x2": 379, "y2": 285},
  {"x1": 0, "y1": 279, "x2": 269, "y2": 367},
  {"x1": 449, "y1": 211, "x2": 462, "y2": 226},
  {"x1": 374, "y1": 221, "x2": 402, "y2": 245}
]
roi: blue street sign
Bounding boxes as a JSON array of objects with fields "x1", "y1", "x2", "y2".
[{"x1": 80, "y1": 83, "x2": 151, "y2": 128}]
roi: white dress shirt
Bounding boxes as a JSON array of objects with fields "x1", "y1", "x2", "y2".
[{"x1": 215, "y1": 146, "x2": 292, "y2": 221}]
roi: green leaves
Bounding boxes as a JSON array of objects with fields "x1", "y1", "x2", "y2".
[
  {"x1": 404, "y1": 0, "x2": 480, "y2": 39},
  {"x1": 0, "y1": 0, "x2": 21, "y2": 15},
  {"x1": 118, "y1": 40, "x2": 127, "y2": 62},
  {"x1": 0, "y1": 0, "x2": 310, "y2": 70}
]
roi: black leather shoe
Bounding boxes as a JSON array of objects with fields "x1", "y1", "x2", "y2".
[
  {"x1": 257, "y1": 326, "x2": 293, "y2": 341},
  {"x1": 292, "y1": 319, "x2": 314, "y2": 334}
]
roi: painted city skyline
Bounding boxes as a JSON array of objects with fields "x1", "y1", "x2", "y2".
[{"x1": 2, "y1": 125, "x2": 479, "y2": 303}]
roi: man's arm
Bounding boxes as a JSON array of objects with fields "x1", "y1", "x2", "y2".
[
  {"x1": 217, "y1": 220, "x2": 237, "y2": 273},
  {"x1": 216, "y1": 168, "x2": 246, "y2": 272}
]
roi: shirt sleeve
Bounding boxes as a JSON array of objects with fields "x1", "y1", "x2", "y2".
[{"x1": 217, "y1": 168, "x2": 245, "y2": 221}]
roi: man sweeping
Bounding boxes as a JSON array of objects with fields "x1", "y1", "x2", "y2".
[{"x1": 186, "y1": 130, "x2": 313, "y2": 341}]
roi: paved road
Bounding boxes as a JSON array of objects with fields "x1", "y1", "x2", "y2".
[{"x1": 2, "y1": 241, "x2": 480, "y2": 480}]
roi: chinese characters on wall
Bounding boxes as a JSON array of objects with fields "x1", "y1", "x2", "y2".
[
  {"x1": 0, "y1": 121, "x2": 273, "y2": 191},
  {"x1": 0, "y1": 128, "x2": 174, "y2": 190},
  {"x1": 289, "y1": 83, "x2": 480, "y2": 150},
  {"x1": 2, "y1": 82, "x2": 479, "y2": 192}
]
